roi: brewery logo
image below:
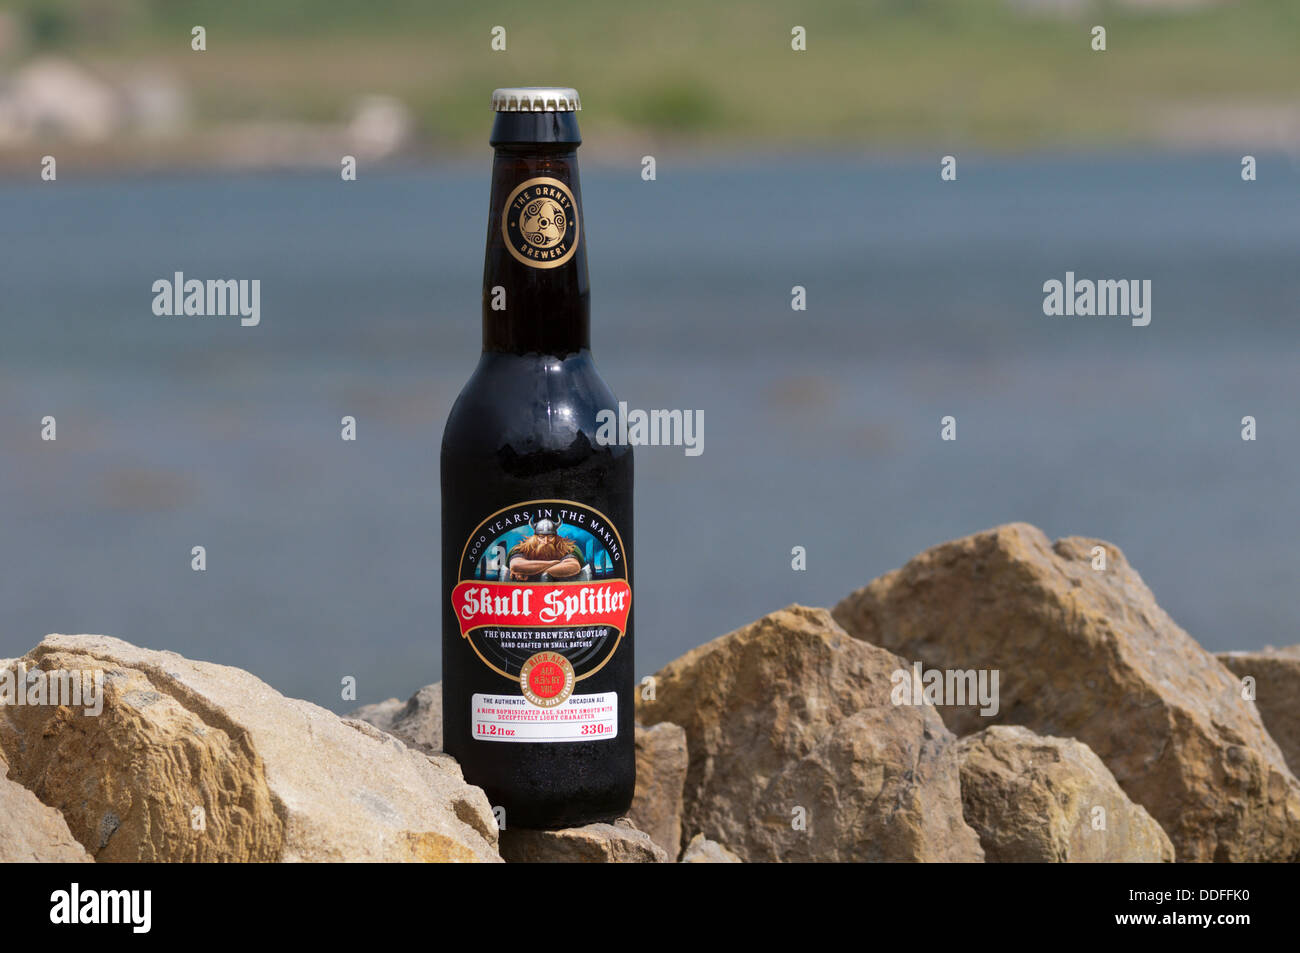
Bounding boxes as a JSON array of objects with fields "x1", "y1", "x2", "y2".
[
  {"x1": 453, "y1": 500, "x2": 629, "y2": 698},
  {"x1": 501, "y1": 177, "x2": 580, "y2": 269}
]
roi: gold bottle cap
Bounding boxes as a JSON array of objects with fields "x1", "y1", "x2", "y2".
[{"x1": 491, "y1": 87, "x2": 581, "y2": 113}]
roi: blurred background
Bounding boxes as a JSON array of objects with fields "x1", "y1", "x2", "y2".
[{"x1": 1, "y1": 0, "x2": 1297, "y2": 710}]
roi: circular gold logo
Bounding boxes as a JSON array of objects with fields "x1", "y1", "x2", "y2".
[
  {"x1": 519, "y1": 651, "x2": 576, "y2": 708},
  {"x1": 501, "y1": 177, "x2": 580, "y2": 269}
]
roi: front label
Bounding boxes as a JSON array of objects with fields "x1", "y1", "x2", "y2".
[
  {"x1": 501, "y1": 176, "x2": 580, "y2": 269},
  {"x1": 472, "y1": 692, "x2": 618, "y2": 743},
  {"x1": 455, "y1": 500, "x2": 629, "y2": 740}
]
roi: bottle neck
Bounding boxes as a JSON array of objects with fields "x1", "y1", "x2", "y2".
[{"x1": 482, "y1": 142, "x2": 590, "y2": 356}]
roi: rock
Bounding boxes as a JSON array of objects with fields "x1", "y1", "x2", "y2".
[
  {"x1": 499, "y1": 818, "x2": 667, "y2": 863},
  {"x1": 1218, "y1": 647, "x2": 1300, "y2": 778},
  {"x1": 832, "y1": 523, "x2": 1300, "y2": 862},
  {"x1": 348, "y1": 696, "x2": 403, "y2": 730},
  {"x1": 349, "y1": 682, "x2": 442, "y2": 753},
  {"x1": 354, "y1": 687, "x2": 689, "y2": 857},
  {"x1": 638, "y1": 605, "x2": 983, "y2": 862},
  {"x1": 352, "y1": 685, "x2": 692, "y2": 860},
  {"x1": 0, "y1": 637, "x2": 499, "y2": 862},
  {"x1": 955, "y1": 726, "x2": 1174, "y2": 862},
  {"x1": 628, "y1": 722, "x2": 688, "y2": 859},
  {"x1": 679, "y1": 833, "x2": 742, "y2": 863},
  {"x1": 0, "y1": 746, "x2": 93, "y2": 863}
]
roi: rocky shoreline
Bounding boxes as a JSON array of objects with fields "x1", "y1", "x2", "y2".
[{"x1": 3, "y1": 522, "x2": 1298, "y2": 863}]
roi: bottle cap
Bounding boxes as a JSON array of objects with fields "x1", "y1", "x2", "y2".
[{"x1": 491, "y1": 87, "x2": 581, "y2": 113}]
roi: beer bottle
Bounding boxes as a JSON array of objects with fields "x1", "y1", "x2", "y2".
[{"x1": 441, "y1": 87, "x2": 635, "y2": 829}]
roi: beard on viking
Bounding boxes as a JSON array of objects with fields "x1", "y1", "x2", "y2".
[{"x1": 507, "y1": 530, "x2": 583, "y2": 581}]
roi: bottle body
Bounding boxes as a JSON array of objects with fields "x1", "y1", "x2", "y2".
[{"x1": 440, "y1": 92, "x2": 634, "y2": 829}]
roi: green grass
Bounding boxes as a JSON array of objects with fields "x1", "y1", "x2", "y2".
[{"x1": 9, "y1": 0, "x2": 1299, "y2": 150}]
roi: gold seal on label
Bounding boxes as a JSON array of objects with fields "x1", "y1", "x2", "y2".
[
  {"x1": 519, "y1": 651, "x2": 576, "y2": 708},
  {"x1": 501, "y1": 177, "x2": 580, "y2": 269}
]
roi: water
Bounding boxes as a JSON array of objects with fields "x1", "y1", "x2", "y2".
[{"x1": 1, "y1": 154, "x2": 1297, "y2": 711}]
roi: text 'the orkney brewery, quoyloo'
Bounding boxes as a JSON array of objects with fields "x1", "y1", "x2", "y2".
[{"x1": 441, "y1": 87, "x2": 634, "y2": 828}]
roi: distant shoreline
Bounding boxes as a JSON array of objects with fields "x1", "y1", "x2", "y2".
[{"x1": 3, "y1": 135, "x2": 1297, "y2": 182}]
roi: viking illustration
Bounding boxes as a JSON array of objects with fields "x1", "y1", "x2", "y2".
[{"x1": 507, "y1": 515, "x2": 585, "y2": 581}]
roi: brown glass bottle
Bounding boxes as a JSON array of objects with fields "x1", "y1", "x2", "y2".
[{"x1": 441, "y1": 88, "x2": 634, "y2": 829}]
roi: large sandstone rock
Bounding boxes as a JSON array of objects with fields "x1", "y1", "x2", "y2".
[
  {"x1": 832, "y1": 523, "x2": 1300, "y2": 862},
  {"x1": 0, "y1": 746, "x2": 93, "y2": 863},
  {"x1": 680, "y1": 833, "x2": 742, "y2": 863},
  {"x1": 638, "y1": 605, "x2": 983, "y2": 862},
  {"x1": 499, "y1": 818, "x2": 667, "y2": 863},
  {"x1": 956, "y1": 726, "x2": 1174, "y2": 862},
  {"x1": 1218, "y1": 647, "x2": 1300, "y2": 778},
  {"x1": 0, "y1": 636, "x2": 499, "y2": 862},
  {"x1": 349, "y1": 682, "x2": 442, "y2": 753},
  {"x1": 628, "y1": 722, "x2": 688, "y2": 859}
]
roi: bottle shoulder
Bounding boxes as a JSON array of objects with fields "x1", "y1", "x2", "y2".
[{"x1": 441, "y1": 350, "x2": 628, "y2": 462}]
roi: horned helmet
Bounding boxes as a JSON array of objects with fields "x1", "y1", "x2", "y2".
[{"x1": 528, "y1": 513, "x2": 562, "y2": 537}]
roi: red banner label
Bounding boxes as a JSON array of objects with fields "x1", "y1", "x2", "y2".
[{"x1": 451, "y1": 580, "x2": 632, "y2": 637}]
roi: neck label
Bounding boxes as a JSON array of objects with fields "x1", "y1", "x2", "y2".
[{"x1": 501, "y1": 177, "x2": 580, "y2": 269}]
